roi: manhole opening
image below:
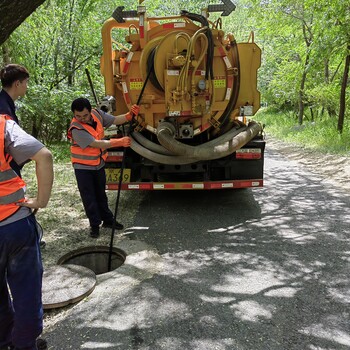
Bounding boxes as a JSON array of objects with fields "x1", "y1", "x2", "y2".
[{"x1": 58, "y1": 246, "x2": 126, "y2": 275}]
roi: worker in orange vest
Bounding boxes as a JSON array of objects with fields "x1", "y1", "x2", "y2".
[
  {"x1": 68, "y1": 97, "x2": 139, "y2": 238},
  {"x1": 0, "y1": 114, "x2": 53, "y2": 350}
]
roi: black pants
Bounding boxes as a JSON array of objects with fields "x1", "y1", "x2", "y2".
[{"x1": 74, "y1": 167, "x2": 114, "y2": 227}]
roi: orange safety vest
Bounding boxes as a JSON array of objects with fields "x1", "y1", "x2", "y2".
[
  {"x1": 67, "y1": 109, "x2": 107, "y2": 166},
  {"x1": 0, "y1": 114, "x2": 26, "y2": 221}
]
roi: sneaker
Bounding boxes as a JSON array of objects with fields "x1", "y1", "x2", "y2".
[
  {"x1": 90, "y1": 226, "x2": 100, "y2": 238},
  {"x1": 40, "y1": 240, "x2": 46, "y2": 249},
  {"x1": 102, "y1": 220, "x2": 124, "y2": 230}
]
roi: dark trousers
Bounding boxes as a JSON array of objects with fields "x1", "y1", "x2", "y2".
[
  {"x1": 74, "y1": 167, "x2": 114, "y2": 227},
  {"x1": 0, "y1": 214, "x2": 43, "y2": 350}
]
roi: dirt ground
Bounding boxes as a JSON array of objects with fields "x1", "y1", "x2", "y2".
[{"x1": 266, "y1": 135, "x2": 350, "y2": 192}]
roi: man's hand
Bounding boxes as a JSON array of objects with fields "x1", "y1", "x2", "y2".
[
  {"x1": 125, "y1": 104, "x2": 140, "y2": 121},
  {"x1": 17, "y1": 198, "x2": 46, "y2": 209},
  {"x1": 109, "y1": 137, "x2": 131, "y2": 148}
]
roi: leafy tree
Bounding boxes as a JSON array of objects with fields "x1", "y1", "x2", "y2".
[{"x1": 1, "y1": 0, "x2": 118, "y2": 142}]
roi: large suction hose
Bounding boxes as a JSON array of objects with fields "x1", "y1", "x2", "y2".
[
  {"x1": 131, "y1": 131, "x2": 173, "y2": 156},
  {"x1": 128, "y1": 121, "x2": 261, "y2": 165},
  {"x1": 156, "y1": 121, "x2": 262, "y2": 161},
  {"x1": 130, "y1": 135, "x2": 200, "y2": 165}
]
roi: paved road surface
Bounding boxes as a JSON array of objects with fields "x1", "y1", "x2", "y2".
[{"x1": 43, "y1": 146, "x2": 350, "y2": 350}]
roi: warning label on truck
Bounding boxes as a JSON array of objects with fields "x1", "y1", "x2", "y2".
[
  {"x1": 130, "y1": 78, "x2": 143, "y2": 90},
  {"x1": 214, "y1": 77, "x2": 226, "y2": 88}
]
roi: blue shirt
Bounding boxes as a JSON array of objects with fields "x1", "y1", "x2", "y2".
[{"x1": 0, "y1": 89, "x2": 19, "y2": 124}]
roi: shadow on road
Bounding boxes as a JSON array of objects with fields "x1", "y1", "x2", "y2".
[{"x1": 44, "y1": 150, "x2": 350, "y2": 350}]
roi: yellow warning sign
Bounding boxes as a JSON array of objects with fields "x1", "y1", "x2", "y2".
[
  {"x1": 130, "y1": 78, "x2": 143, "y2": 90},
  {"x1": 214, "y1": 79, "x2": 226, "y2": 88}
]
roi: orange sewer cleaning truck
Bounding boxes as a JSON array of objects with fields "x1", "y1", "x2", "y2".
[{"x1": 99, "y1": 0, "x2": 264, "y2": 190}]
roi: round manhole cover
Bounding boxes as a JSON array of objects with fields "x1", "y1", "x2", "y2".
[{"x1": 42, "y1": 264, "x2": 96, "y2": 310}]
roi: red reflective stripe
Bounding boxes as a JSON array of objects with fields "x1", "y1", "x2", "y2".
[
  {"x1": 123, "y1": 61, "x2": 130, "y2": 74},
  {"x1": 106, "y1": 180, "x2": 263, "y2": 190},
  {"x1": 236, "y1": 153, "x2": 261, "y2": 159},
  {"x1": 122, "y1": 82, "x2": 131, "y2": 104},
  {"x1": 163, "y1": 23, "x2": 174, "y2": 29},
  {"x1": 139, "y1": 15, "x2": 145, "y2": 39},
  {"x1": 122, "y1": 52, "x2": 134, "y2": 74},
  {"x1": 218, "y1": 46, "x2": 226, "y2": 57},
  {"x1": 227, "y1": 75, "x2": 233, "y2": 89},
  {"x1": 200, "y1": 123, "x2": 210, "y2": 131},
  {"x1": 106, "y1": 156, "x2": 123, "y2": 162}
]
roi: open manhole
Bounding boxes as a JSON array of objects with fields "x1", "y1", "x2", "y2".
[
  {"x1": 58, "y1": 245, "x2": 126, "y2": 275},
  {"x1": 42, "y1": 246, "x2": 126, "y2": 310}
]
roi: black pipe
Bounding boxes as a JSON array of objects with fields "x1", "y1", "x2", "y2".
[
  {"x1": 85, "y1": 68, "x2": 99, "y2": 106},
  {"x1": 107, "y1": 59, "x2": 154, "y2": 271}
]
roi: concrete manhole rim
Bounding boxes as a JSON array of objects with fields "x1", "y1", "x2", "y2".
[
  {"x1": 57, "y1": 245, "x2": 127, "y2": 267},
  {"x1": 42, "y1": 264, "x2": 97, "y2": 310},
  {"x1": 43, "y1": 246, "x2": 127, "y2": 310}
]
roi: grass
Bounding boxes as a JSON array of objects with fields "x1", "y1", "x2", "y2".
[
  {"x1": 47, "y1": 142, "x2": 71, "y2": 163},
  {"x1": 21, "y1": 144, "x2": 136, "y2": 267},
  {"x1": 254, "y1": 108, "x2": 350, "y2": 155}
]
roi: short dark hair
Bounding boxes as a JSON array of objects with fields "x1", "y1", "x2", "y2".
[
  {"x1": 0, "y1": 64, "x2": 29, "y2": 88},
  {"x1": 71, "y1": 97, "x2": 92, "y2": 113}
]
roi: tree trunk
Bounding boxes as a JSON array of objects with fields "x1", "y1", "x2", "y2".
[
  {"x1": 298, "y1": 51, "x2": 310, "y2": 125},
  {"x1": 298, "y1": 20, "x2": 313, "y2": 126},
  {"x1": 0, "y1": 0, "x2": 46, "y2": 45},
  {"x1": 337, "y1": 44, "x2": 350, "y2": 134}
]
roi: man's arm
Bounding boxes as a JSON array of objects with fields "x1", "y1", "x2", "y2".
[
  {"x1": 90, "y1": 137, "x2": 131, "y2": 149},
  {"x1": 112, "y1": 105, "x2": 140, "y2": 126},
  {"x1": 18, "y1": 147, "x2": 53, "y2": 209}
]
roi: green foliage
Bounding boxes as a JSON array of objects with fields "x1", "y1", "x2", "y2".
[
  {"x1": 1, "y1": 0, "x2": 117, "y2": 142},
  {"x1": 48, "y1": 142, "x2": 71, "y2": 162},
  {"x1": 1, "y1": 0, "x2": 349, "y2": 142},
  {"x1": 17, "y1": 85, "x2": 86, "y2": 143},
  {"x1": 256, "y1": 108, "x2": 350, "y2": 154}
]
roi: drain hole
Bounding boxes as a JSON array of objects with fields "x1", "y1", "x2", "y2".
[{"x1": 58, "y1": 246, "x2": 126, "y2": 275}]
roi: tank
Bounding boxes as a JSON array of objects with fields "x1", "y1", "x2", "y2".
[{"x1": 100, "y1": 1, "x2": 265, "y2": 190}]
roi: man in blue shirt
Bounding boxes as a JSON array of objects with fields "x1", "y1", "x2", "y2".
[
  {"x1": 0, "y1": 64, "x2": 30, "y2": 176},
  {"x1": 0, "y1": 64, "x2": 29, "y2": 125}
]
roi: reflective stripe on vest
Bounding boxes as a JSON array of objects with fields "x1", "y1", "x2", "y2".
[
  {"x1": 0, "y1": 187, "x2": 25, "y2": 204},
  {"x1": 68, "y1": 109, "x2": 107, "y2": 166},
  {"x1": 0, "y1": 114, "x2": 27, "y2": 221},
  {"x1": 0, "y1": 168, "x2": 17, "y2": 181}
]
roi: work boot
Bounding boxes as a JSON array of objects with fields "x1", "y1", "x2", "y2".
[
  {"x1": 102, "y1": 220, "x2": 124, "y2": 230},
  {"x1": 90, "y1": 226, "x2": 100, "y2": 238}
]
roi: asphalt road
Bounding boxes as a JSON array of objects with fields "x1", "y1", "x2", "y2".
[{"x1": 43, "y1": 146, "x2": 350, "y2": 350}]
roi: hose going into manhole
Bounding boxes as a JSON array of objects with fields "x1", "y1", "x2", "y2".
[{"x1": 107, "y1": 61, "x2": 154, "y2": 271}]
